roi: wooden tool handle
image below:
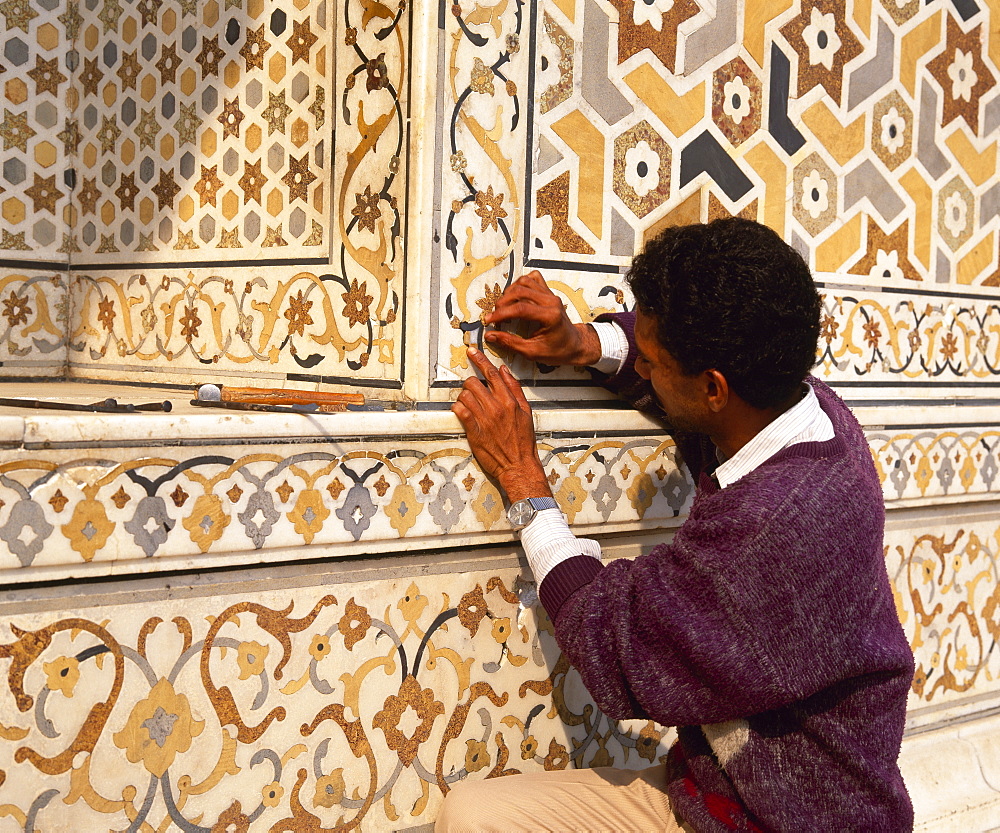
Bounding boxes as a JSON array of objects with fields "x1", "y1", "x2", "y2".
[{"x1": 219, "y1": 387, "x2": 365, "y2": 406}]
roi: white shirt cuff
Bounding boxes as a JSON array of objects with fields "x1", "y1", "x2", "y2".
[
  {"x1": 590, "y1": 321, "x2": 628, "y2": 376},
  {"x1": 519, "y1": 508, "x2": 602, "y2": 585}
]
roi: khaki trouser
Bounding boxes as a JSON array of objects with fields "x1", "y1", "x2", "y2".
[{"x1": 435, "y1": 764, "x2": 694, "y2": 832}]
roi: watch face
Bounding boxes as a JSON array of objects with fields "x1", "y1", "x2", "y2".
[{"x1": 507, "y1": 500, "x2": 534, "y2": 527}]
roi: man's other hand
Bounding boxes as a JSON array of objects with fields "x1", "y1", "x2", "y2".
[
  {"x1": 484, "y1": 271, "x2": 601, "y2": 367},
  {"x1": 452, "y1": 346, "x2": 552, "y2": 503}
]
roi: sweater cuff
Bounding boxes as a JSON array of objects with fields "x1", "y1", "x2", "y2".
[{"x1": 539, "y1": 555, "x2": 604, "y2": 621}]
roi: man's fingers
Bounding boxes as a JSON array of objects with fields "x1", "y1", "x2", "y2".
[
  {"x1": 483, "y1": 329, "x2": 535, "y2": 356},
  {"x1": 499, "y1": 364, "x2": 532, "y2": 410}
]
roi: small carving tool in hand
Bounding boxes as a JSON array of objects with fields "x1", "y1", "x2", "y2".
[{"x1": 195, "y1": 384, "x2": 364, "y2": 411}]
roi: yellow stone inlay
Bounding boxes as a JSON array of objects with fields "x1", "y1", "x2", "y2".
[
  {"x1": 201, "y1": 129, "x2": 217, "y2": 157},
  {"x1": 64, "y1": 204, "x2": 77, "y2": 227},
  {"x1": 179, "y1": 195, "x2": 194, "y2": 222},
  {"x1": 624, "y1": 65, "x2": 705, "y2": 137},
  {"x1": 5, "y1": 78, "x2": 28, "y2": 105},
  {"x1": 267, "y1": 188, "x2": 283, "y2": 217},
  {"x1": 985, "y1": 0, "x2": 1000, "y2": 77},
  {"x1": 552, "y1": 0, "x2": 575, "y2": 22},
  {"x1": 551, "y1": 109, "x2": 605, "y2": 238},
  {"x1": 945, "y1": 128, "x2": 997, "y2": 187},
  {"x1": 743, "y1": 141, "x2": 787, "y2": 239},
  {"x1": 121, "y1": 138, "x2": 135, "y2": 166},
  {"x1": 139, "y1": 197, "x2": 154, "y2": 224},
  {"x1": 802, "y1": 100, "x2": 865, "y2": 166},
  {"x1": 162, "y1": 7, "x2": 176, "y2": 34},
  {"x1": 744, "y1": 0, "x2": 794, "y2": 68},
  {"x1": 123, "y1": 15, "x2": 136, "y2": 43},
  {"x1": 644, "y1": 190, "x2": 702, "y2": 245},
  {"x1": 248, "y1": 0, "x2": 264, "y2": 18},
  {"x1": 852, "y1": 0, "x2": 872, "y2": 38},
  {"x1": 294, "y1": 0, "x2": 308, "y2": 8},
  {"x1": 900, "y1": 10, "x2": 942, "y2": 97},
  {"x1": 66, "y1": 87, "x2": 79, "y2": 111},
  {"x1": 161, "y1": 133, "x2": 175, "y2": 160},
  {"x1": 224, "y1": 60, "x2": 240, "y2": 89},
  {"x1": 246, "y1": 123, "x2": 262, "y2": 153},
  {"x1": 269, "y1": 53, "x2": 286, "y2": 83},
  {"x1": 204, "y1": 0, "x2": 220, "y2": 27},
  {"x1": 815, "y1": 212, "x2": 862, "y2": 272},
  {"x1": 141, "y1": 74, "x2": 156, "y2": 102},
  {"x1": 83, "y1": 142, "x2": 97, "y2": 168},
  {"x1": 316, "y1": 46, "x2": 327, "y2": 76},
  {"x1": 222, "y1": 190, "x2": 239, "y2": 221},
  {"x1": 34, "y1": 141, "x2": 57, "y2": 169},
  {"x1": 2, "y1": 198, "x2": 25, "y2": 225},
  {"x1": 36, "y1": 23, "x2": 59, "y2": 51},
  {"x1": 314, "y1": 182, "x2": 324, "y2": 213},
  {"x1": 84, "y1": 24, "x2": 98, "y2": 51},
  {"x1": 900, "y1": 168, "x2": 932, "y2": 269},
  {"x1": 103, "y1": 81, "x2": 117, "y2": 107},
  {"x1": 181, "y1": 68, "x2": 197, "y2": 97},
  {"x1": 957, "y1": 231, "x2": 995, "y2": 285},
  {"x1": 101, "y1": 199, "x2": 116, "y2": 226},
  {"x1": 291, "y1": 118, "x2": 309, "y2": 147}
]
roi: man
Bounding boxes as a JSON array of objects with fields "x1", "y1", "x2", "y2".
[{"x1": 438, "y1": 219, "x2": 914, "y2": 831}]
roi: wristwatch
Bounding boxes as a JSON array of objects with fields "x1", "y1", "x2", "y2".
[{"x1": 506, "y1": 496, "x2": 558, "y2": 529}]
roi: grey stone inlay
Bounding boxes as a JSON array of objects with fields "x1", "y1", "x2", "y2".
[
  {"x1": 917, "y1": 80, "x2": 949, "y2": 180},
  {"x1": 682, "y1": 0, "x2": 739, "y2": 76},
  {"x1": 581, "y1": 0, "x2": 632, "y2": 126},
  {"x1": 936, "y1": 247, "x2": 951, "y2": 283},
  {"x1": 535, "y1": 134, "x2": 563, "y2": 174},
  {"x1": 790, "y1": 229, "x2": 809, "y2": 262},
  {"x1": 844, "y1": 160, "x2": 905, "y2": 222},
  {"x1": 847, "y1": 18, "x2": 894, "y2": 111},
  {"x1": 985, "y1": 95, "x2": 1000, "y2": 137},
  {"x1": 981, "y1": 180, "x2": 1000, "y2": 227},
  {"x1": 610, "y1": 207, "x2": 636, "y2": 257}
]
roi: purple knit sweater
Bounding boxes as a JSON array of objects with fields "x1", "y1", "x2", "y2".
[{"x1": 538, "y1": 312, "x2": 914, "y2": 831}]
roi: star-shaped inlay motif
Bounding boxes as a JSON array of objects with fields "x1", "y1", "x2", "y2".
[
  {"x1": 135, "y1": 108, "x2": 162, "y2": 150},
  {"x1": 262, "y1": 91, "x2": 292, "y2": 135},
  {"x1": 25, "y1": 173, "x2": 64, "y2": 214},
  {"x1": 240, "y1": 24, "x2": 271, "y2": 71},
  {"x1": 196, "y1": 35, "x2": 226, "y2": 78},
  {"x1": 117, "y1": 50, "x2": 141, "y2": 90},
  {"x1": 28, "y1": 56, "x2": 67, "y2": 96},
  {"x1": 152, "y1": 169, "x2": 180, "y2": 209},
  {"x1": 195, "y1": 165, "x2": 223, "y2": 207},
  {"x1": 80, "y1": 57, "x2": 104, "y2": 97},
  {"x1": 239, "y1": 160, "x2": 267, "y2": 204},
  {"x1": 156, "y1": 43, "x2": 182, "y2": 84},
  {"x1": 175, "y1": 101, "x2": 201, "y2": 146},
  {"x1": 287, "y1": 17, "x2": 318, "y2": 64},
  {"x1": 0, "y1": 108, "x2": 35, "y2": 152},
  {"x1": 115, "y1": 172, "x2": 140, "y2": 211},
  {"x1": 217, "y1": 97, "x2": 245, "y2": 139},
  {"x1": 78, "y1": 178, "x2": 100, "y2": 214},
  {"x1": 0, "y1": 0, "x2": 38, "y2": 33},
  {"x1": 282, "y1": 154, "x2": 316, "y2": 202}
]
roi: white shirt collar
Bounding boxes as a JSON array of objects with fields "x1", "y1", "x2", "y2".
[{"x1": 714, "y1": 384, "x2": 835, "y2": 489}]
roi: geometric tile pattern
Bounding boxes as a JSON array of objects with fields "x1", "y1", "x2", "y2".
[
  {"x1": 0, "y1": 2, "x2": 72, "y2": 256},
  {"x1": 69, "y1": 0, "x2": 333, "y2": 260},
  {"x1": 0, "y1": 515, "x2": 996, "y2": 829},
  {"x1": 434, "y1": 0, "x2": 1000, "y2": 390}
]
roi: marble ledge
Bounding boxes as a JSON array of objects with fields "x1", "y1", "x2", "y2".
[{"x1": 0, "y1": 383, "x2": 995, "y2": 448}]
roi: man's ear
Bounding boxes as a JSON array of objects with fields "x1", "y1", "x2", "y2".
[{"x1": 703, "y1": 369, "x2": 729, "y2": 413}]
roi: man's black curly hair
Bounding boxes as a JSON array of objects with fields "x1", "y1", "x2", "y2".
[{"x1": 626, "y1": 218, "x2": 821, "y2": 411}]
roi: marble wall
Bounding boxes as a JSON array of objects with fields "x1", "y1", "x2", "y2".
[{"x1": 2, "y1": 0, "x2": 1000, "y2": 829}]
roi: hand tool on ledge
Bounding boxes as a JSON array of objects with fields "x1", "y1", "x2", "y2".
[
  {"x1": 194, "y1": 384, "x2": 364, "y2": 412},
  {"x1": 0, "y1": 397, "x2": 172, "y2": 413}
]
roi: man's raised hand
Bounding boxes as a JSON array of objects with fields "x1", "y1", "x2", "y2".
[
  {"x1": 484, "y1": 271, "x2": 601, "y2": 367},
  {"x1": 451, "y1": 346, "x2": 552, "y2": 503}
]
